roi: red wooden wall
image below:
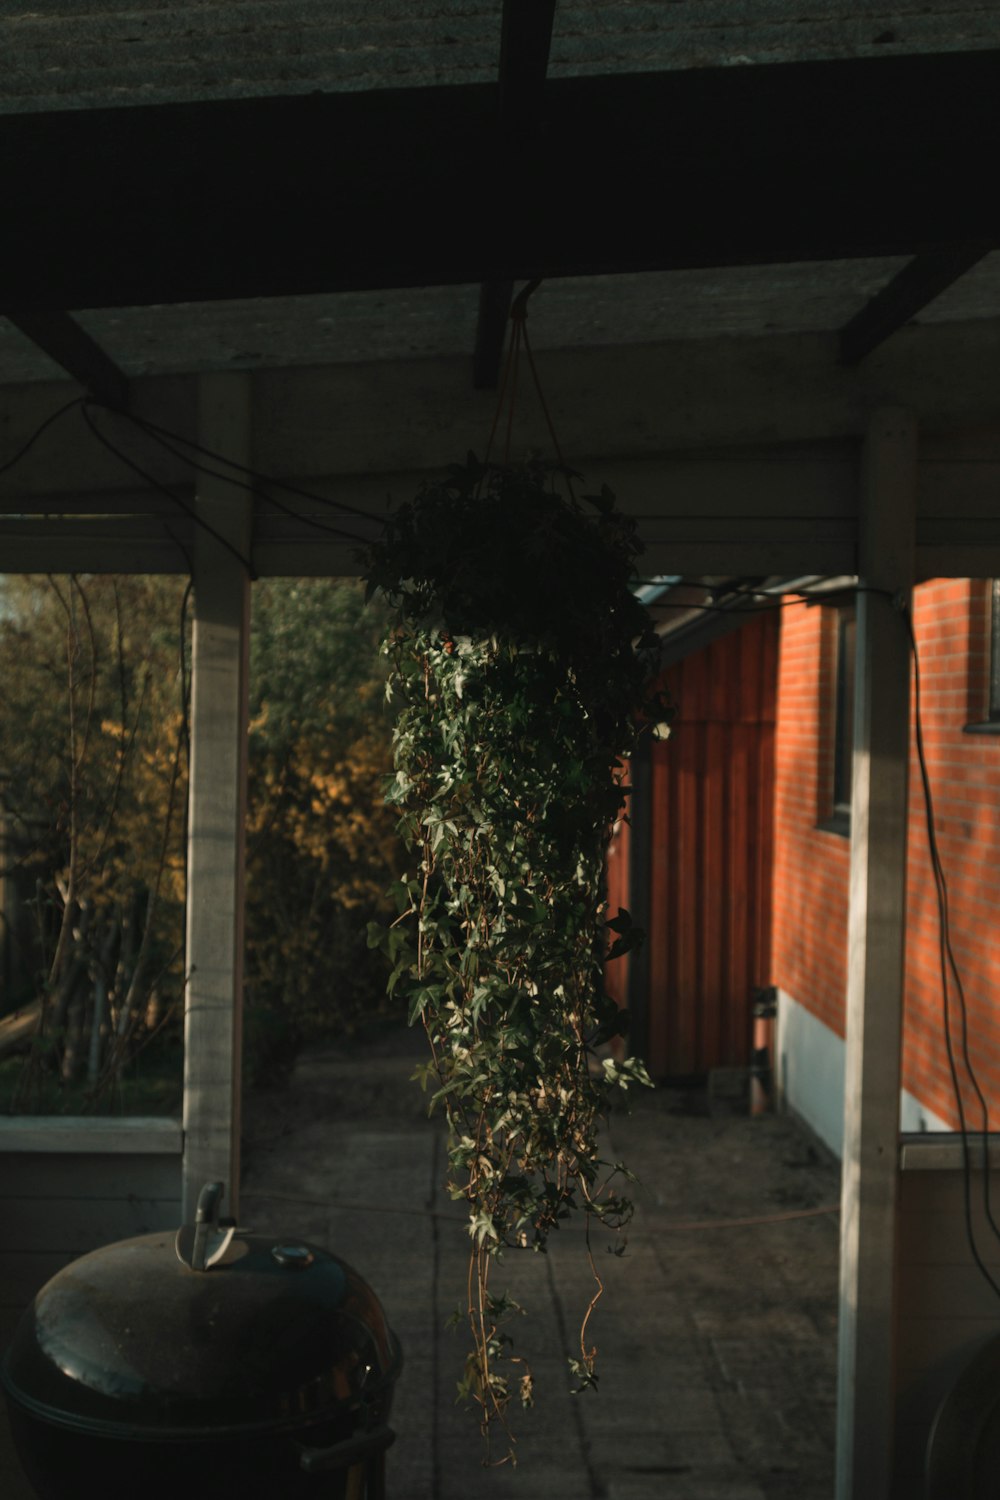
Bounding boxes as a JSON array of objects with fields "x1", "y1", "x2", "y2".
[{"x1": 631, "y1": 610, "x2": 779, "y2": 1077}]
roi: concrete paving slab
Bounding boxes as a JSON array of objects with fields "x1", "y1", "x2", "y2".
[
  {"x1": 1, "y1": 1035, "x2": 840, "y2": 1498},
  {"x1": 238, "y1": 1041, "x2": 842, "y2": 1499}
]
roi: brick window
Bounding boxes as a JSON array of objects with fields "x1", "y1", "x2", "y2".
[
  {"x1": 989, "y1": 579, "x2": 1000, "y2": 723},
  {"x1": 818, "y1": 603, "x2": 855, "y2": 834},
  {"x1": 832, "y1": 605, "x2": 856, "y2": 817},
  {"x1": 965, "y1": 579, "x2": 1000, "y2": 735}
]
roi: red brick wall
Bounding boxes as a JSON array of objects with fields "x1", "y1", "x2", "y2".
[
  {"x1": 772, "y1": 597, "x2": 851, "y2": 1036},
  {"x1": 772, "y1": 578, "x2": 1000, "y2": 1127}
]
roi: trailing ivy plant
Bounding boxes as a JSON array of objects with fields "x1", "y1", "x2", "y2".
[{"x1": 364, "y1": 456, "x2": 667, "y2": 1461}]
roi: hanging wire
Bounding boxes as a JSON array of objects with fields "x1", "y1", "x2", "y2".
[
  {"x1": 4, "y1": 388, "x2": 999, "y2": 1287},
  {"x1": 482, "y1": 284, "x2": 533, "y2": 472},
  {"x1": 481, "y1": 278, "x2": 575, "y2": 498},
  {"x1": 90, "y1": 403, "x2": 370, "y2": 548},
  {"x1": 903, "y1": 600, "x2": 1000, "y2": 1298},
  {"x1": 649, "y1": 574, "x2": 1000, "y2": 1292},
  {"x1": 96, "y1": 402, "x2": 380, "y2": 526},
  {"x1": 520, "y1": 301, "x2": 574, "y2": 492},
  {"x1": 0, "y1": 397, "x2": 86, "y2": 482},
  {"x1": 79, "y1": 402, "x2": 256, "y2": 579}
]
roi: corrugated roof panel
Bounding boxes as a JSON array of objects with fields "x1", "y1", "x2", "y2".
[
  {"x1": 0, "y1": 259, "x2": 915, "y2": 384},
  {"x1": 1, "y1": 2, "x2": 502, "y2": 113},
  {"x1": 3, "y1": 3, "x2": 999, "y2": 114},
  {"x1": 551, "y1": 2, "x2": 1000, "y2": 76},
  {"x1": 0, "y1": 283, "x2": 483, "y2": 382},
  {"x1": 523, "y1": 260, "x2": 914, "y2": 344}
]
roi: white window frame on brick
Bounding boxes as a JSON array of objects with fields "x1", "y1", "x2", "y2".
[
  {"x1": 817, "y1": 600, "x2": 857, "y2": 835},
  {"x1": 964, "y1": 579, "x2": 1000, "y2": 736}
]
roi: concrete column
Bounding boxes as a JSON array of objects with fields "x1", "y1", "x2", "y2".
[
  {"x1": 836, "y1": 408, "x2": 916, "y2": 1499},
  {"x1": 182, "y1": 373, "x2": 252, "y2": 1223}
]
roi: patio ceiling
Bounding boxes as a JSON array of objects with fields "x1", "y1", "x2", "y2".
[
  {"x1": 2, "y1": 3, "x2": 1000, "y2": 393},
  {"x1": 2, "y1": 2, "x2": 1000, "y2": 582},
  {"x1": 8, "y1": 1, "x2": 1000, "y2": 112},
  {"x1": 5, "y1": 254, "x2": 1000, "y2": 386}
]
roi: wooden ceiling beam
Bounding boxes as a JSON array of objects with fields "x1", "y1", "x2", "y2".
[
  {"x1": 473, "y1": 278, "x2": 515, "y2": 390},
  {"x1": 1, "y1": 307, "x2": 129, "y2": 408},
  {"x1": 839, "y1": 248, "x2": 990, "y2": 364},
  {"x1": 474, "y1": 0, "x2": 556, "y2": 389},
  {"x1": 1, "y1": 50, "x2": 999, "y2": 309},
  {"x1": 496, "y1": 0, "x2": 556, "y2": 130}
]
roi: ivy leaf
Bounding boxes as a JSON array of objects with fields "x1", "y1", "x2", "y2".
[
  {"x1": 469, "y1": 1210, "x2": 499, "y2": 1247},
  {"x1": 407, "y1": 988, "x2": 431, "y2": 1025},
  {"x1": 365, "y1": 920, "x2": 386, "y2": 951},
  {"x1": 363, "y1": 458, "x2": 659, "y2": 1453},
  {"x1": 607, "y1": 927, "x2": 644, "y2": 961},
  {"x1": 582, "y1": 485, "x2": 615, "y2": 516},
  {"x1": 568, "y1": 1358, "x2": 599, "y2": 1394}
]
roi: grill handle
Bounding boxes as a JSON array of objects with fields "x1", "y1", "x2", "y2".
[
  {"x1": 295, "y1": 1422, "x2": 396, "y2": 1475},
  {"x1": 191, "y1": 1181, "x2": 225, "y2": 1271}
]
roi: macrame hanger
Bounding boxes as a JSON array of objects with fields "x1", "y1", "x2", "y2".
[{"x1": 481, "y1": 278, "x2": 575, "y2": 500}]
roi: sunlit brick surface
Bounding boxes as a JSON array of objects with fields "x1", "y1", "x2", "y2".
[{"x1": 773, "y1": 578, "x2": 1000, "y2": 1127}]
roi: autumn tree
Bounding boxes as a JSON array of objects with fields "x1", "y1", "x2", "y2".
[
  {"x1": 0, "y1": 573, "x2": 189, "y2": 1106},
  {"x1": 0, "y1": 573, "x2": 402, "y2": 1107},
  {"x1": 245, "y1": 579, "x2": 402, "y2": 1078}
]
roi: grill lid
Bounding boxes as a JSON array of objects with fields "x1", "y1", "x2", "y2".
[{"x1": 1, "y1": 1183, "x2": 400, "y2": 1440}]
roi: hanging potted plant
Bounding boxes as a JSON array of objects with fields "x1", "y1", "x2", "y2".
[{"x1": 363, "y1": 293, "x2": 669, "y2": 1463}]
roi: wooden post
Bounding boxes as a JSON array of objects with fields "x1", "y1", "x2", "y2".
[
  {"x1": 836, "y1": 408, "x2": 916, "y2": 1499},
  {"x1": 182, "y1": 373, "x2": 252, "y2": 1223}
]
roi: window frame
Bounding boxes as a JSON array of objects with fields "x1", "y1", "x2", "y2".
[
  {"x1": 818, "y1": 601, "x2": 856, "y2": 837},
  {"x1": 964, "y1": 578, "x2": 1000, "y2": 735}
]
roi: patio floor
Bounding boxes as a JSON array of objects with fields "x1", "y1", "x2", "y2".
[
  {"x1": 242, "y1": 1031, "x2": 841, "y2": 1500},
  {"x1": 1, "y1": 1028, "x2": 841, "y2": 1498}
]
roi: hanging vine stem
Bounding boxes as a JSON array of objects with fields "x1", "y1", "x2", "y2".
[{"x1": 365, "y1": 454, "x2": 675, "y2": 1463}]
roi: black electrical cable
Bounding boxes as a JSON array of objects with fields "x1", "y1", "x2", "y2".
[
  {"x1": 649, "y1": 575, "x2": 1000, "y2": 1294},
  {"x1": 97, "y1": 401, "x2": 381, "y2": 526},
  {"x1": 0, "y1": 397, "x2": 373, "y2": 560},
  {"x1": 904, "y1": 603, "x2": 1000, "y2": 1299},
  {"x1": 0, "y1": 396, "x2": 85, "y2": 481},
  {"x1": 79, "y1": 402, "x2": 256, "y2": 579},
  {"x1": 160, "y1": 518, "x2": 194, "y2": 577},
  {"x1": 107, "y1": 407, "x2": 371, "y2": 548}
]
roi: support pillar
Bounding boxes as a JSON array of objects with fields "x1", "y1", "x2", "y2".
[
  {"x1": 836, "y1": 408, "x2": 916, "y2": 1499},
  {"x1": 182, "y1": 373, "x2": 252, "y2": 1222}
]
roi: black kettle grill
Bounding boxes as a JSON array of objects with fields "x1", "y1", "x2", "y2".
[{"x1": 1, "y1": 1182, "x2": 402, "y2": 1499}]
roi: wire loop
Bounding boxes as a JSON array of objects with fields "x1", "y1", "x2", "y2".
[{"x1": 482, "y1": 279, "x2": 574, "y2": 497}]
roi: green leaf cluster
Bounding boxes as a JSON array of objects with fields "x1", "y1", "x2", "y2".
[{"x1": 365, "y1": 459, "x2": 661, "y2": 1458}]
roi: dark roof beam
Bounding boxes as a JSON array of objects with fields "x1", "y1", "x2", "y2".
[
  {"x1": 839, "y1": 248, "x2": 990, "y2": 365},
  {"x1": 473, "y1": 277, "x2": 515, "y2": 390},
  {"x1": 473, "y1": 0, "x2": 556, "y2": 389},
  {"x1": 4, "y1": 52, "x2": 1000, "y2": 307},
  {"x1": 2, "y1": 306, "x2": 129, "y2": 409}
]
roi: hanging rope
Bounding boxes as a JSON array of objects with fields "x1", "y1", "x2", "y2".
[{"x1": 482, "y1": 278, "x2": 575, "y2": 497}]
